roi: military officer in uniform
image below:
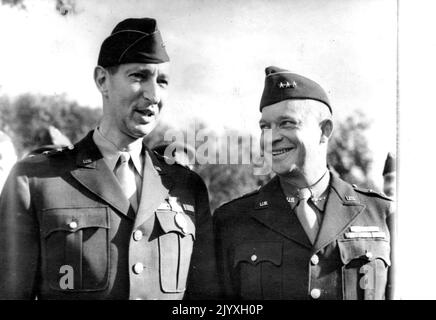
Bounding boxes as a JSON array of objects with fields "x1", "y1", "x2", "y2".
[
  {"x1": 213, "y1": 66, "x2": 394, "y2": 300},
  {"x1": 0, "y1": 18, "x2": 218, "y2": 300}
]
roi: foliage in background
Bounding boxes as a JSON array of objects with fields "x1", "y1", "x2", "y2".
[
  {"x1": 0, "y1": 93, "x2": 374, "y2": 210},
  {"x1": 328, "y1": 110, "x2": 374, "y2": 188},
  {"x1": 1, "y1": 0, "x2": 76, "y2": 15},
  {"x1": 0, "y1": 94, "x2": 101, "y2": 156}
]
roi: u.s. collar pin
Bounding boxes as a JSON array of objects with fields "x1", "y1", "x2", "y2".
[
  {"x1": 286, "y1": 197, "x2": 296, "y2": 203},
  {"x1": 259, "y1": 200, "x2": 268, "y2": 207}
]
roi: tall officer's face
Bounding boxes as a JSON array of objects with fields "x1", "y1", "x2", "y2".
[
  {"x1": 103, "y1": 62, "x2": 170, "y2": 139},
  {"x1": 259, "y1": 100, "x2": 325, "y2": 176}
]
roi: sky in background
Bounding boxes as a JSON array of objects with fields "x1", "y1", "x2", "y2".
[{"x1": 0, "y1": 0, "x2": 397, "y2": 188}]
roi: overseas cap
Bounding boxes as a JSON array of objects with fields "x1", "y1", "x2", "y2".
[
  {"x1": 98, "y1": 18, "x2": 169, "y2": 68},
  {"x1": 260, "y1": 66, "x2": 331, "y2": 113}
]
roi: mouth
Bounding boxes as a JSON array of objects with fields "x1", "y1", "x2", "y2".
[
  {"x1": 271, "y1": 147, "x2": 294, "y2": 156},
  {"x1": 134, "y1": 108, "x2": 155, "y2": 117}
]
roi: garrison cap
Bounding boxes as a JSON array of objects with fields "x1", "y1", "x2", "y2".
[
  {"x1": 98, "y1": 18, "x2": 169, "y2": 68},
  {"x1": 382, "y1": 152, "x2": 396, "y2": 176},
  {"x1": 260, "y1": 66, "x2": 331, "y2": 113}
]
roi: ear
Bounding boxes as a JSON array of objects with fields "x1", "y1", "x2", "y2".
[
  {"x1": 320, "y1": 119, "x2": 333, "y2": 143},
  {"x1": 94, "y1": 66, "x2": 109, "y2": 97}
]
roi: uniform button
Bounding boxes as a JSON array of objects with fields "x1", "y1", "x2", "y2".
[
  {"x1": 310, "y1": 288, "x2": 321, "y2": 299},
  {"x1": 133, "y1": 230, "x2": 143, "y2": 241},
  {"x1": 365, "y1": 251, "x2": 373, "y2": 260},
  {"x1": 250, "y1": 254, "x2": 258, "y2": 262},
  {"x1": 68, "y1": 221, "x2": 78, "y2": 229},
  {"x1": 133, "y1": 263, "x2": 144, "y2": 274},
  {"x1": 310, "y1": 254, "x2": 319, "y2": 265}
]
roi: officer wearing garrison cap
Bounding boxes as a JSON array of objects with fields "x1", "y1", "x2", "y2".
[
  {"x1": 213, "y1": 66, "x2": 395, "y2": 300},
  {"x1": 0, "y1": 18, "x2": 218, "y2": 300}
]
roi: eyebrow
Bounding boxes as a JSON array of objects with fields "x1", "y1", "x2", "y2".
[
  {"x1": 259, "y1": 115, "x2": 299, "y2": 124},
  {"x1": 125, "y1": 66, "x2": 157, "y2": 75}
]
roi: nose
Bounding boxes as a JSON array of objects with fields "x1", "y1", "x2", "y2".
[
  {"x1": 270, "y1": 128, "x2": 283, "y2": 145},
  {"x1": 261, "y1": 128, "x2": 282, "y2": 152},
  {"x1": 142, "y1": 82, "x2": 161, "y2": 105}
]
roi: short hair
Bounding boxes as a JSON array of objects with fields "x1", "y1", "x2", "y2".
[
  {"x1": 105, "y1": 65, "x2": 120, "y2": 75},
  {"x1": 291, "y1": 99, "x2": 332, "y2": 123}
]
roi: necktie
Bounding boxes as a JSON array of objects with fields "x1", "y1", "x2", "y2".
[
  {"x1": 295, "y1": 188, "x2": 319, "y2": 244},
  {"x1": 114, "y1": 152, "x2": 138, "y2": 212}
]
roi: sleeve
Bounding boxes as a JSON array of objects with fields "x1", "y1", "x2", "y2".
[
  {"x1": 385, "y1": 200, "x2": 396, "y2": 300},
  {"x1": 0, "y1": 165, "x2": 40, "y2": 299},
  {"x1": 184, "y1": 173, "x2": 221, "y2": 300}
]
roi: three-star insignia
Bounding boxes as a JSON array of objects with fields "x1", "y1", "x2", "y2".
[{"x1": 278, "y1": 80, "x2": 297, "y2": 89}]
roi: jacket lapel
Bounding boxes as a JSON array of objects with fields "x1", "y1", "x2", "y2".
[
  {"x1": 133, "y1": 147, "x2": 173, "y2": 229},
  {"x1": 312, "y1": 174, "x2": 366, "y2": 253},
  {"x1": 69, "y1": 131, "x2": 134, "y2": 220},
  {"x1": 250, "y1": 176, "x2": 312, "y2": 249}
]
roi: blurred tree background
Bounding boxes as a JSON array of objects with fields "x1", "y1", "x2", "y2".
[
  {"x1": 1, "y1": 0, "x2": 76, "y2": 15},
  {"x1": 0, "y1": 92, "x2": 374, "y2": 211},
  {"x1": 0, "y1": 94, "x2": 101, "y2": 156}
]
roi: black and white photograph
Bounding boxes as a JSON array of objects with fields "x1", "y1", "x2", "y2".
[{"x1": 0, "y1": 0, "x2": 430, "y2": 309}]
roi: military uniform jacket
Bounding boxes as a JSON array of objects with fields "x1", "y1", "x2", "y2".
[
  {"x1": 213, "y1": 173, "x2": 394, "y2": 300},
  {"x1": 0, "y1": 131, "x2": 218, "y2": 300}
]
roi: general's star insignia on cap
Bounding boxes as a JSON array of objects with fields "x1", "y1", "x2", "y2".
[{"x1": 278, "y1": 81, "x2": 297, "y2": 89}]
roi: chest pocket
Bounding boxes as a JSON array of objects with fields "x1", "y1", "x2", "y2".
[
  {"x1": 155, "y1": 209, "x2": 195, "y2": 293},
  {"x1": 233, "y1": 241, "x2": 283, "y2": 299},
  {"x1": 41, "y1": 207, "x2": 110, "y2": 292},
  {"x1": 338, "y1": 238, "x2": 391, "y2": 300}
]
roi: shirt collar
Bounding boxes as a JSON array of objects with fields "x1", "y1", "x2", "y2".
[
  {"x1": 92, "y1": 127, "x2": 144, "y2": 176},
  {"x1": 283, "y1": 171, "x2": 331, "y2": 212}
]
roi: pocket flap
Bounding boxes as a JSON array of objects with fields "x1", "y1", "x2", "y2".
[
  {"x1": 233, "y1": 241, "x2": 283, "y2": 267},
  {"x1": 155, "y1": 210, "x2": 195, "y2": 239},
  {"x1": 338, "y1": 239, "x2": 391, "y2": 266},
  {"x1": 41, "y1": 207, "x2": 109, "y2": 237}
]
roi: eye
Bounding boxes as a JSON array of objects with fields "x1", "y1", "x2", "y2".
[
  {"x1": 158, "y1": 77, "x2": 169, "y2": 88},
  {"x1": 259, "y1": 123, "x2": 270, "y2": 130},
  {"x1": 129, "y1": 73, "x2": 146, "y2": 81},
  {"x1": 280, "y1": 120, "x2": 298, "y2": 128}
]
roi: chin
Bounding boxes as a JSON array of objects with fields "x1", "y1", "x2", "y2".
[
  {"x1": 272, "y1": 163, "x2": 294, "y2": 176},
  {"x1": 131, "y1": 123, "x2": 157, "y2": 137},
  {"x1": 271, "y1": 156, "x2": 299, "y2": 176}
]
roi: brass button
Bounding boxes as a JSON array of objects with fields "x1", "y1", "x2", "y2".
[
  {"x1": 68, "y1": 221, "x2": 78, "y2": 229},
  {"x1": 133, "y1": 263, "x2": 144, "y2": 274},
  {"x1": 133, "y1": 230, "x2": 143, "y2": 241},
  {"x1": 310, "y1": 288, "x2": 321, "y2": 299},
  {"x1": 310, "y1": 254, "x2": 319, "y2": 265},
  {"x1": 251, "y1": 254, "x2": 258, "y2": 262},
  {"x1": 365, "y1": 251, "x2": 373, "y2": 260}
]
